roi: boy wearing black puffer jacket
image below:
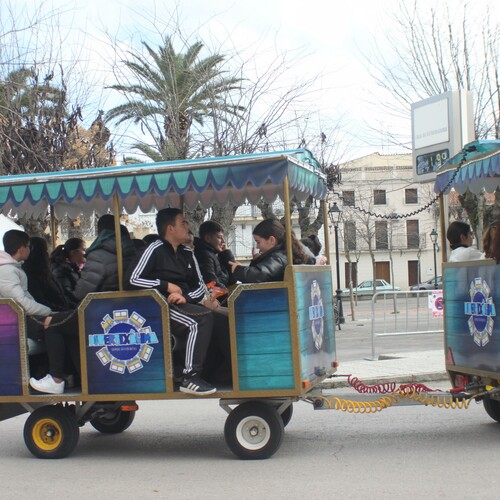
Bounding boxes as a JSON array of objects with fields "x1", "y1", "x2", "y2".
[{"x1": 74, "y1": 214, "x2": 137, "y2": 300}]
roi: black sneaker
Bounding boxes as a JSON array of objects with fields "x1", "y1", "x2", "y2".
[{"x1": 180, "y1": 374, "x2": 216, "y2": 395}]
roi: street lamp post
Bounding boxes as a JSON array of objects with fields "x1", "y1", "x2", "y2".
[
  {"x1": 328, "y1": 202, "x2": 345, "y2": 327},
  {"x1": 430, "y1": 228, "x2": 438, "y2": 289}
]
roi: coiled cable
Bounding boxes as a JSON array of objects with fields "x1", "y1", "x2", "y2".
[
  {"x1": 346, "y1": 375, "x2": 438, "y2": 395},
  {"x1": 397, "y1": 386, "x2": 470, "y2": 409},
  {"x1": 314, "y1": 375, "x2": 472, "y2": 413},
  {"x1": 315, "y1": 394, "x2": 398, "y2": 413}
]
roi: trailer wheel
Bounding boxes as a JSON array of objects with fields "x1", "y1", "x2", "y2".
[
  {"x1": 483, "y1": 397, "x2": 500, "y2": 422},
  {"x1": 224, "y1": 402, "x2": 284, "y2": 460},
  {"x1": 90, "y1": 408, "x2": 136, "y2": 434},
  {"x1": 24, "y1": 405, "x2": 79, "y2": 459},
  {"x1": 280, "y1": 404, "x2": 293, "y2": 428}
]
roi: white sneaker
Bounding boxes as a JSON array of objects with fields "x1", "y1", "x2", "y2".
[{"x1": 29, "y1": 374, "x2": 65, "y2": 394}]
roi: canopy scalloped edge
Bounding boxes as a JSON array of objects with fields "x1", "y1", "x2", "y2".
[
  {"x1": 434, "y1": 141, "x2": 500, "y2": 194},
  {"x1": 0, "y1": 149, "x2": 327, "y2": 218}
]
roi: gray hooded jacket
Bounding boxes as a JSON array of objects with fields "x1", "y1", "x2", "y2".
[{"x1": 0, "y1": 250, "x2": 51, "y2": 316}]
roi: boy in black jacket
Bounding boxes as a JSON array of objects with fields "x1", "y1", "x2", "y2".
[
  {"x1": 126, "y1": 208, "x2": 229, "y2": 395},
  {"x1": 194, "y1": 220, "x2": 232, "y2": 289}
]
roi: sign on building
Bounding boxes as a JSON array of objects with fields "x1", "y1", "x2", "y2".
[{"x1": 412, "y1": 90, "x2": 474, "y2": 184}]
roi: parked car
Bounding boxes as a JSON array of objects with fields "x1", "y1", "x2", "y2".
[
  {"x1": 409, "y1": 276, "x2": 442, "y2": 291},
  {"x1": 342, "y1": 279, "x2": 401, "y2": 297}
]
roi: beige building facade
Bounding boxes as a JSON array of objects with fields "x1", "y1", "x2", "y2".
[{"x1": 332, "y1": 152, "x2": 440, "y2": 291}]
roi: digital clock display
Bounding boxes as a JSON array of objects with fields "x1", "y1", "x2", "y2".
[{"x1": 416, "y1": 149, "x2": 449, "y2": 175}]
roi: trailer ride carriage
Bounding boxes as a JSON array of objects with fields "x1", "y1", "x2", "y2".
[
  {"x1": 435, "y1": 140, "x2": 500, "y2": 422},
  {"x1": 0, "y1": 149, "x2": 337, "y2": 460}
]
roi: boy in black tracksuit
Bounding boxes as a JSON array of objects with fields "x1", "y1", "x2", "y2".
[{"x1": 126, "y1": 208, "x2": 229, "y2": 395}]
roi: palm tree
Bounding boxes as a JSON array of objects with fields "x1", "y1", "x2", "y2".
[{"x1": 105, "y1": 36, "x2": 243, "y2": 160}]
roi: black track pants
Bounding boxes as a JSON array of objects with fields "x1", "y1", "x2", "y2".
[
  {"x1": 27, "y1": 311, "x2": 80, "y2": 379},
  {"x1": 169, "y1": 303, "x2": 213, "y2": 375}
]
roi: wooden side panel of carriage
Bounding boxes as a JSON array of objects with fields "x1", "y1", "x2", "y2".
[
  {"x1": 0, "y1": 300, "x2": 29, "y2": 399},
  {"x1": 229, "y1": 266, "x2": 337, "y2": 396},
  {"x1": 0, "y1": 266, "x2": 337, "y2": 403},
  {"x1": 444, "y1": 260, "x2": 500, "y2": 381}
]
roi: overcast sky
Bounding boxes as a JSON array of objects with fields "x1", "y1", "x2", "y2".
[{"x1": 3, "y1": 0, "x2": 498, "y2": 161}]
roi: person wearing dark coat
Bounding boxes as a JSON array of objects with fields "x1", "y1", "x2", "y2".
[
  {"x1": 125, "y1": 208, "x2": 230, "y2": 395},
  {"x1": 50, "y1": 237, "x2": 86, "y2": 308},
  {"x1": 74, "y1": 215, "x2": 137, "y2": 300},
  {"x1": 229, "y1": 219, "x2": 310, "y2": 283},
  {"x1": 232, "y1": 243, "x2": 288, "y2": 283},
  {"x1": 22, "y1": 236, "x2": 70, "y2": 312},
  {"x1": 194, "y1": 220, "x2": 233, "y2": 289}
]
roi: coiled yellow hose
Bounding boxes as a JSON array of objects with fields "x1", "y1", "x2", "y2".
[
  {"x1": 317, "y1": 389, "x2": 470, "y2": 413},
  {"x1": 316, "y1": 394, "x2": 398, "y2": 413},
  {"x1": 396, "y1": 387, "x2": 470, "y2": 409}
]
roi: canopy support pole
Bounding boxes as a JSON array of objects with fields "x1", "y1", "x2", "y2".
[
  {"x1": 439, "y1": 195, "x2": 447, "y2": 263},
  {"x1": 321, "y1": 200, "x2": 330, "y2": 265},
  {"x1": 282, "y1": 176, "x2": 293, "y2": 265},
  {"x1": 49, "y1": 205, "x2": 57, "y2": 247},
  {"x1": 113, "y1": 193, "x2": 124, "y2": 291}
]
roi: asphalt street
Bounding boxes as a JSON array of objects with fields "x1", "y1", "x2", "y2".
[
  {"x1": 0, "y1": 293, "x2": 476, "y2": 500},
  {"x1": 1, "y1": 390, "x2": 499, "y2": 499}
]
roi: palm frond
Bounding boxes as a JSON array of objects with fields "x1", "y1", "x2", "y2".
[{"x1": 132, "y1": 142, "x2": 165, "y2": 162}]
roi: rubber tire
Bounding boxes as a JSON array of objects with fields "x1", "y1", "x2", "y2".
[
  {"x1": 90, "y1": 409, "x2": 136, "y2": 434},
  {"x1": 280, "y1": 404, "x2": 293, "y2": 428},
  {"x1": 483, "y1": 398, "x2": 500, "y2": 422},
  {"x1": 24, "y1": 405, "x2": 79, "y2": 459},
  {"x1": 224, "y1": 402, "x2": 284, "y2": 460}
]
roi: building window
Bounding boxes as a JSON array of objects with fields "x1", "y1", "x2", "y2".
[
  {"x1": 374, "y1": 189, "x2": 386, "y2": 205},
  {"x1": 406, "y1": 220, "x2": 420, "y2": 249},
  {"x1": 344, "y1": 221, "x2": 356, "y2": 250},
  {"x1": 342, "y1": 191, "x2": 355, "y2": 206},
  {"x1": 405, "y1": 188, "x2": 418, "y2": 204},
  {"x1": 375, "y1": 221, "x2": 388, "y2": 250}
]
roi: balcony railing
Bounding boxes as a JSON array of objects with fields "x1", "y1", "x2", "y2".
[{"x1": 345, "y1": 234, "x2": 427, "y2": 252}]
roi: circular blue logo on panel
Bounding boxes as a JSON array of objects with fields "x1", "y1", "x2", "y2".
[
  {"x1": 88, "y1": 309, "x2": 159, "y2": 374},
  {"x1": 465, "y1": 278, "x2": 496, "y2": 347},
  {"x1": 309, "y1": 280, "x2": 324, "y2": 351}
]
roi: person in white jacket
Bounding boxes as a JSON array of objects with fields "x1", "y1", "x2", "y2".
[
  {"x1": 0, "y1": 230, "x2": 79, "y2": 394},
  {"x1": 447, "y1": 221, "x2": 485, "y2": 262}
]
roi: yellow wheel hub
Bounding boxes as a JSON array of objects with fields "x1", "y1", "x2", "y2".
[{"x1": 32, "y1": 418, "x2": 63, "y2": 450}]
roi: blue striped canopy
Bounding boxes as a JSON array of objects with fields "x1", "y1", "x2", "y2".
[
  {"x1": 434, "y1": 140, "x2": 500, "y2": 194},
  {"x1": 0, "y1": 149, "x2": 326, "y2": 218}
]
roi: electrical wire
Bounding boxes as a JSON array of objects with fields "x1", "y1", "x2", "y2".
[
  {"x1": 331, "y1": 150, "x2": 467, "y2": 221},
  {"x1": 313, "y1": 375, "x2": 473, "y2": 413}
]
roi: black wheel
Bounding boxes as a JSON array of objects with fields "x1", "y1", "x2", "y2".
[
  {"x1": 483, "y1": 397, "x2": 500, "y2": 422},
  {"x1": 280, "y1": 404, "x2": 293, "y2": 428},
  {"x1": 24, "y1": 405, "x2": 79, "y2": 459},
  {"x1": 224, "y1": 402, "x2": 284, "y2": 460},
  {"x1": 90, "y1": 408, "x2": 136, "y2": 434}
]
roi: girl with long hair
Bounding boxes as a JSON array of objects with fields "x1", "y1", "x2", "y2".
[
  {"x1": 229, "y1": 219, "x2": 310, "y2": 283},
  {"x1": 50, "y1": 237, "x2": 86, "y2": 308},
  {"x1": 22, "y1": 236, "x2": 69, "y2": 311}
]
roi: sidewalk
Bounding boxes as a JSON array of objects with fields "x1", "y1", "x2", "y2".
[
  {"x1": 331, "y1": 306, "x2": 447, "y2": 387},
  {"x1": 330, "y1": 349, "x2": 448, "y2": 388}
]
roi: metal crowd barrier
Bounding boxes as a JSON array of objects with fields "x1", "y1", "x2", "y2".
[{"x1": 370, "y1": 290, "x2": 444, "y2": 360}]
